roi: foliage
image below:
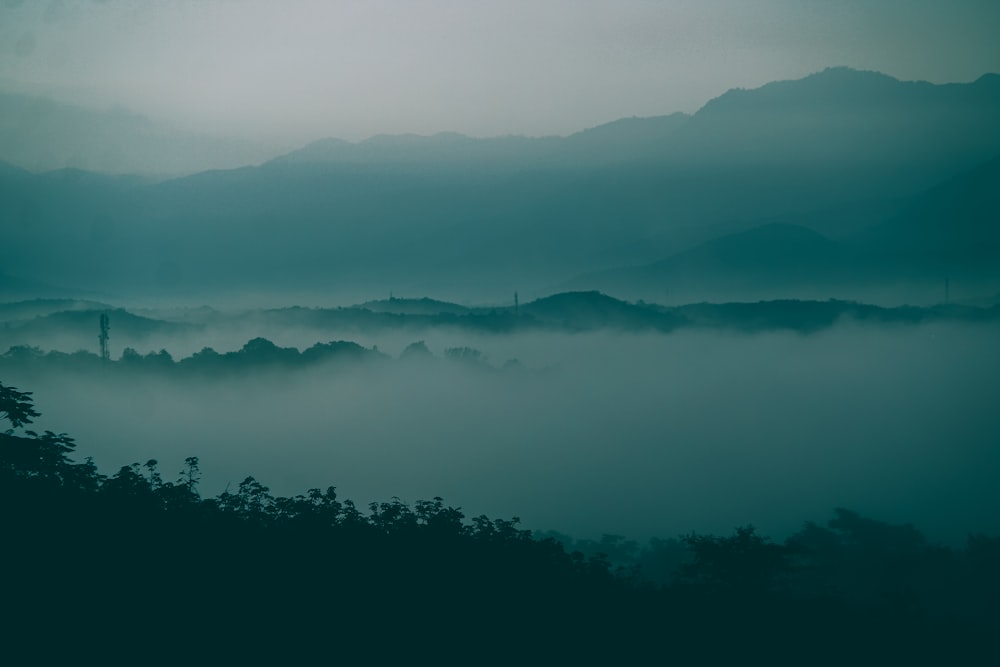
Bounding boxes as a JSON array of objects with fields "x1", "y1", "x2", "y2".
[
  {"x1": 0, "y1": 380, "x2": 40, "y2": 431},
  {"x1": 679, "y1": 525, "x2": 791, "y2": 592},
  {"x1": 1, "y1": 382, "x2": 997, "y2": 663}
]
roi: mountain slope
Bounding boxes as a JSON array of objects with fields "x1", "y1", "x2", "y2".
[
  {"x1": 669, "y1": 68, "x2": 1000, "y2": 170},
  {"x1": 569, "y1": 224, "x2": 853, "y2": 303},
  {"x1": 859, "y1": 153, "x2": 1000, "y2": 271},
  {"x1": 270, "y1": 113, "x2": 691, "y2": 168},
  {"x1": 570, "y1": 151, "x2": 1000, "y2": 304},
  {"x1": 3, "y1": 69, "x2": 999, "y2": 303}
]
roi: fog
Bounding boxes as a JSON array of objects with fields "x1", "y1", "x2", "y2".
[{"x1": 7, "y1": 322, "x2": 999, "y2": 545}]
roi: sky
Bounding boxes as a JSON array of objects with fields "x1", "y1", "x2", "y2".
[{"x1": 1, "y1": 0, "x2": 999, "y2": 147}]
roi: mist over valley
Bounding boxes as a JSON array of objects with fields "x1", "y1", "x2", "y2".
[
  {"x1": 3, "y1": 65, "x2": 999, "y2": 543},
  {"x1": 3, "y1": 12, "x2": 1000, "y2": 654},
  {"x1": 3, "y1": 293, "x2": 998, "y2": 547}
]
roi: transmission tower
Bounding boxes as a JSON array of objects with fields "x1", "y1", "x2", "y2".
[{"x1": 99, "y1": 313, "x2": 110, "y2": 361}]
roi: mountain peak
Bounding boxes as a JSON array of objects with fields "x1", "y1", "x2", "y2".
[
  {"x1": 809, "y1": 66, "x2": 898, "y2": 82},
  {"x1": 701, "y1": 67, "x2": 908, "y2": 113},
  {"x1": 972, "y1": 72, "x2": 1000, "y2": 88}
]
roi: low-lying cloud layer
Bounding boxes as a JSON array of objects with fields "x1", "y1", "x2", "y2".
[{"x1": 7, "y1": 323, "x2": 999, "y2": 544}]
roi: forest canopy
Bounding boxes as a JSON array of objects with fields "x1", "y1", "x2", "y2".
[{"x1": 0, "y1": 380, "x2": 996, "y2": 664}]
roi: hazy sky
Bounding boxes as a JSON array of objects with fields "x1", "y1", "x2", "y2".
[{"x1": 1, "y1": 0, "x2": 998, "y2": 146}]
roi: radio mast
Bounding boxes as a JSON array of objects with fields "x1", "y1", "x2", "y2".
[{"x1": 99, "y1": 313, "x2": 110, "y2": 361}]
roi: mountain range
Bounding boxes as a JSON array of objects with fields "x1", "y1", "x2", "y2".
[
  {"x1": 569, "y1": 152, "x2": 1000, "y2": 303},
  {"x1": 1, "y1": 67, "x2": 998, "y2": 306}
]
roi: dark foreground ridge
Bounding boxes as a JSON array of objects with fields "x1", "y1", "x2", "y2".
[{"x1": 1, "y1": 380, "x2": 997, "y2": 664}]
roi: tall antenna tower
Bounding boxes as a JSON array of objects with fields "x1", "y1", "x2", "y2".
[
  {"x1": 514, "y1": 291, "x2": 519, "y2": 317},
  {"x1": 98, "y1": 313, "x2": 110, "y2": 361}
]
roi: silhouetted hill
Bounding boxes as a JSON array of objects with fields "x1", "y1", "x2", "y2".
[
  {"x1": 5, "y1": 307, "x2": 192, "y2": 340},
  {"x1": 521, "y1": 290, "x2": 682, "y2": 331},
  {"x1": 356, "y1": 296, "x2": 472, "y2": 316}
]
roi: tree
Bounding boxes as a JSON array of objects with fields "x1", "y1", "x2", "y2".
[
  {"x1": 0, "y1": 381, "x2": 40, "y2": 432},
  {"x1": 178, "y1": 456, "x2": 201, "y2": 494},
  {"x1": 679, "y1": 525, "x2": 790, "y2": 593},
  {"x1": 217, "y1": 476, "x2": 275, "y2": 522},
  {"x1": 102, "y1": 463, "x2": 156, "y2": 500},
  {"x1": 415, "y1": 496, "x2": 465, "y2": 534},
  {"x1": 0, "y1": 382, "x2": 83, "y2": 483}
]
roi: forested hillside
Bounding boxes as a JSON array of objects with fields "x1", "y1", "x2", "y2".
[{"x1": 1, "y1": 381, "x2": 996, "y2": 664}]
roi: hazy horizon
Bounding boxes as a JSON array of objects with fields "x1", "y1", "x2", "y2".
[{"x1": 2, "y1": 1, "x2": 999, "y2": 149}]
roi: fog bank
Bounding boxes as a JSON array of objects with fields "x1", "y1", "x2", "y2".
[{"x1": 7, "y1": 323, "x2": 998, "y2": 544}]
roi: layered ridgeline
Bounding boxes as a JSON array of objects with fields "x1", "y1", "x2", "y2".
[
  {"x1": 569, "y1": 152, "x2": 1000, "y2": 304},
  {"x1": 2, "y1": 292, "x2": 998, "y2": 365},
  {"x1": 1, "y1": 68, "x2": 999, "y2": 304}
]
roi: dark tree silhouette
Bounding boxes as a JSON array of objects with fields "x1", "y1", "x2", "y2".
[
  {"x1": 1, "y1": 380, "x2": 997, "y2": 664},
  {"x1": 0, "y1": 380, "x2": 40, "y2": 431},
  {"x1": 680, "y1": 524, "x2": 791, "y2": 592}
]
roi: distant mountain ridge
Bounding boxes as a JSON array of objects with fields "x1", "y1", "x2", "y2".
[
  {"x1": 670, "y1": 67, "x2": 1000, "y2": 165},
  {"x1": 356, "y1": 297, "x2": 472, "y2": 316},
  {"x1": 270, "y1": 113, "x2": 692, "y2": 167},
  {"x1": 270, "y1": 67, "x2": 1000, "y2": 177},
  {"x1": 2, "y1": 67, "x2": 999, "y2": 303},
  {"x1": 569, "y1": 224, "x2": 853, "y2": 302},
  {"x1": 3, "y1": 292, "x2": 997, "y2": 359},
  {"x1": 860, "y1": 154, "x2": 1000, "y2": 268},
  {"x1": 566, "y1": 150, "x2": 1000, "y2": 304}
]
